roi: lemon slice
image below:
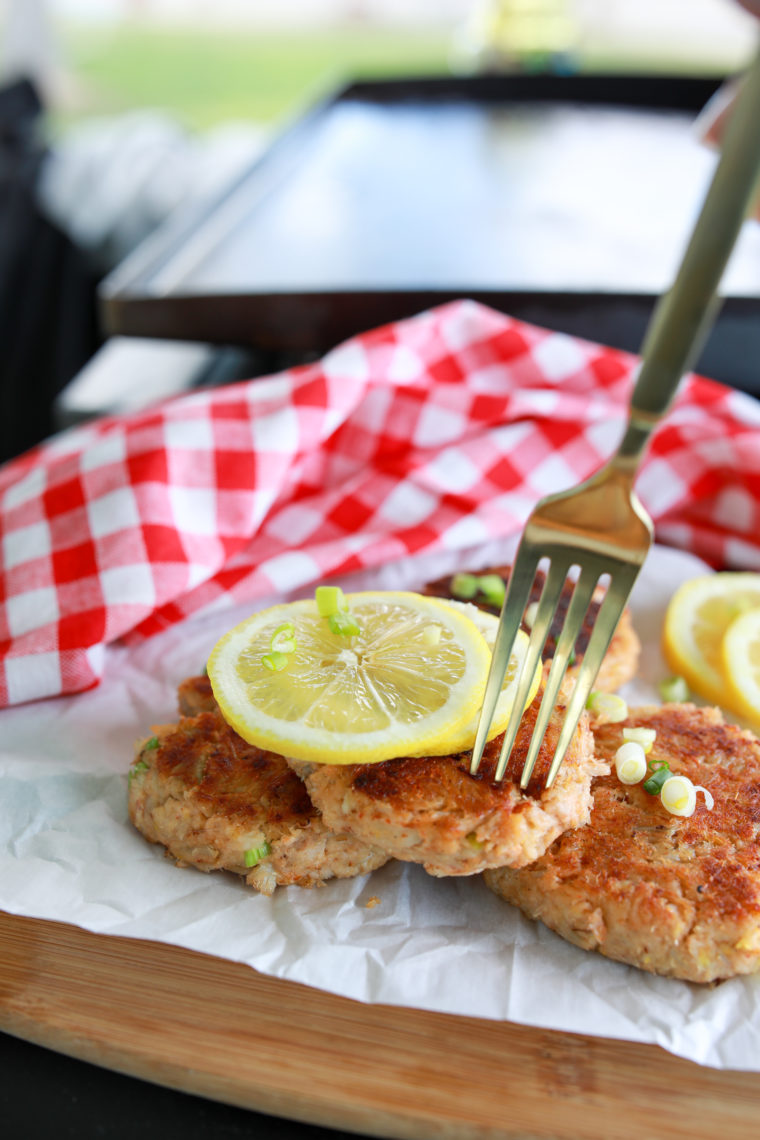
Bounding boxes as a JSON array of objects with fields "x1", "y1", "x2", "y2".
[
  {"x1": 721, "y1": 607, "x2": 760, "y2": 727},
  {"x1": 662, "y1": 573, "x2": 760, "y2": 708},
  {"x1": 207, "y1": 591, "x2": 493, "y2": 765},
  {"x1": 441, "y1": 600, "x2": 542, "y2": 752}
]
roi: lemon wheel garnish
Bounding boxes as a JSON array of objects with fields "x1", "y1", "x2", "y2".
[
  {"x1": 207, "y1": 591, "x2": 494, "y2": 765},
  {"x1": 442, "y1": 601, "x2": 541, "y2": 752},
  {"x1": 662, "y1": 572, "x2": 760, "y2": 710},
  {"x1": 721, "y1": 607, "x2": 760, "y2": 727}
]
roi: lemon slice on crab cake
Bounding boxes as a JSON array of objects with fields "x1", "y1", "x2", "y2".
[
  {"x1": 207, "y1": 589, "x2": 538, "y2": 765},
  {"x1": 443, "y1": 600, "x2": 542, "y2": 754}
]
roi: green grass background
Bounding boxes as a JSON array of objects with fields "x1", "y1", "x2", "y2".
[
  {"x1": 61, "y1": 25, "x2": 453, "y2": 130},
  {"x1": 59, "y1": 21, "x2": 736, "y2": 134}
]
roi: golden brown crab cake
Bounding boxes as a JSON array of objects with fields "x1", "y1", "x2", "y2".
[
  {"x1": 423, "y1": 565, "x2": 640, "y2": 693},
  {"x1": 484, "y1": 704, "x2": 760, "y2": 983},
  {"x1": 290, "y1": 691, "x2": 604, "y2": 877},
  {"x1": 177, "y1": 672, "x2": 216, "y2": 716},
  {"x1": 128, "y1": 710, "x2": 389, "y2": 895}
]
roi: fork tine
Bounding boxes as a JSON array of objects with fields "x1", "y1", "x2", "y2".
[
  {"x1": 492, "y1": 556, "x2": 571, "y2": 781},
  {"x1": 469, "y1": 547, "x2": 539, "y2": 776},
  {"x1": 543, "y1": 566, "x2": 639, "y2": 789},
  {"x1": 518, "y1": 566, "x2": 600, "y2": 789}
]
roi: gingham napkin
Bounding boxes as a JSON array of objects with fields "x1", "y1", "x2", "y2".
[{"x1": 2, "y1": 300, "x2": 760, "y2": 708}]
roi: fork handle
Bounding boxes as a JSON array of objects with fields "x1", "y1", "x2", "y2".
[{"x1": 616, "y1": 47, "x2": 760, "y2": 471}]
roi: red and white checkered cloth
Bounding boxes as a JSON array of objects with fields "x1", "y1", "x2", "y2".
[{"x1": 2, "y1": 300, "x2": 760, "y2": 707}]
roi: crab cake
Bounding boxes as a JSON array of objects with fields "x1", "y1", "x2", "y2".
[
  {"x1": 128, "y1": 710, "x2": 389, "y2": 895},
  {"x1": 424, "y1": 565, "x2": 640, "y2": 693},
  {"x1": 177, "y1": 672, "x2": 216, "y2": 716},
  {"x1": 290, "y1": 691, "x2": 604, "y2": 877},
  {"x1": 484, "y1": 704, "x2": 760, "y2": 982}
]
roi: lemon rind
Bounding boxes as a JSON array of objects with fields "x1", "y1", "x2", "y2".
[
  {"x1": 721, "y1": 607, "x2": 760, "y2": 727},
  {"x1": 663, "y1": 574, "x2": 760, "y2": 708}
]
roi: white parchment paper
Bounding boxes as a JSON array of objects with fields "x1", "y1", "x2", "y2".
[{"x1": 1, "y1": 541, "x2": 758, "y2": 1071}]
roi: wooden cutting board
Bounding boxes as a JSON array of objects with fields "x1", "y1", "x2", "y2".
[{"x1": 1, "y1": 911, "x2": 759, "y2": 1139}]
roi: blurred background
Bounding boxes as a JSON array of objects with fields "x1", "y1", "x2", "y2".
[
  {"x1": 4, "y1": 1, "x2": 756, "y2": 130},
  {"x1": 4, "y1": 1, "x2": 757, "y2": 130},
  {"x1": 1, "y1": 0, "x2": 759, "y2": 461}
]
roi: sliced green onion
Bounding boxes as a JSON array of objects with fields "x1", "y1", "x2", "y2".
[
  {"x1": 451, "y1": 572, "x2": 479, "y2": 600},
  {"x1": 660, "y1": 775, "x2": 696, "y2": 817},
  {"x1": 586, "y1": 692, "x2": 628, "y2": 722},
  {"x1": 328, "y1": 611, "x2": 361, "y2": 637},
  {"x1": 697, "y1": 785, "x2": 715, "y2": 811},
  {"x1": 262, "y1": 650, "x2": 290, "y2": 672},
  {"x1": 270, "y1": 621, "x2": 297, "y2": 654},
  {"x1": 244, "y1": 841, "x2": 272, "y2": 868},
  {"x1": 659, "y1": 675, "x2": 690, "y2": 703},
  {"x1": 315, "y1": 585, "x2": 347, "y2": 617},
  {"x1": 523, "y1": 601, "x2": 539, "y2": 629},
  {"x1": 614, "y1": 741, "x2": 647, "y2": 785},
  {"x1": 422, "y1": 624, "x2": 442, "y2": 647},
  {"x1": 622, "y1": 726, "x2": 657, "y2": 754},
  {"x1": 477, "y1": 574, "x2": 506, "y2": 608},
  {"x1": 128, "y1": 758, "x2": 150, "y2": 783},
  {"x1": 144, "y1": 736, "x2": 160, "y2": 751},
  {"x1": 465, "y1": 831, "x2": 485, "y2": 851},
  {"x1": 643, "y1": 760, "x2": 672, "y2": 795},
  {"x1": 315, "y1": 583, "x2": 359, "y2": 636},
  {"x1": 660, "y1": 776, "x2": 714, "y2": 817}
]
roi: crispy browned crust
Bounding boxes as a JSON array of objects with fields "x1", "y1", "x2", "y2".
[
  {"x1": 128, "y1": 710, "x2": 389, "y2": 894},
  {"x1": 177, "y1": 673, "x2": 216, "y2": 716},
  {"x1": 293, "y1": 691, "x2": 605, "y2": 876},
  {"x1": 592, "y1": 606, "x2": 640, "y2": 693},
  {"x1": 424, "y1": 565, "x2": 640, "y2": 692},
  {"x1": 484, "y1": 704, "x2": 760, "y2": 982}
]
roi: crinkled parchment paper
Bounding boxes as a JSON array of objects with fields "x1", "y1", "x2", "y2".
[{"x1": 1, "y1": 541, "x2": 758, "y2": 1071}]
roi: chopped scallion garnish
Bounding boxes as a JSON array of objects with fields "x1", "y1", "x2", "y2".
[
  {"x1": 660, "y1": 775, "x2": 694, "y2": 816},
  {"x1": 622, "y1": 726, "x2": 657, "y2": 753},
  {"x1": 328, "y1": 611, "x2": 361, "y2": 638},
  {"x1": 451, "y1": 571, "x2": 506, "y2": 607},
  {"x1": 659, "y1": 675, "x2": 690, "y2": 703},
  {"x1": 659, "y1": 776, "x2": 714, "y2": 817},
  {"x1": 451, "y1": 573, "x2": 479, "y2": 600},
  {"x1": 315, "y1": 584, "x2": 360, "y2": 637},
  {"x1": 477, "y1": 573, "x2": 506, "y2": 608},
  {"x1": 586, "y1": 692, "x2": 628, "y2": 722},
  {"x1": 244, "y1": 842, "x2": 272, "y2": 867},
  {"x1": 643, "y1": 760, "x2": 672, "y2": 795},
  {"x1": 315, "y1": 585, "x2": 347, "y2": 617},
  {"x1": 523, "y1": 601, "x2": 539, "y2": 629},
  {"x1": 614, "y1": 741, "x2": 647, "y2": 785},
  {"x1": 262, "y1": 650, "x2": 290, "y2": 672},
  {"x1": 270, "y1": 621, "x2": 297, "y2": 654},
  {"x1": 128, "y1": 758, "x2": 150, "y2": 784},
  {"x1": 144, "y1": 736, "x2": 160, "y2": 751}
]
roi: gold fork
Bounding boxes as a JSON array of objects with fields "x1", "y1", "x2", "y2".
[{"x1": 471, "y1": 48, "x2": 760, "y2": 790}]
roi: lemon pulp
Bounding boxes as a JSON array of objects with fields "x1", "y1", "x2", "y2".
[
  {"x1": 721, "y1": 606, "x2": 760, "y2": 727},
  {"x1": 442, "y1": 600, "x2": 542, "y2": 752},
  {"x1": 208, "y1": 591, "x2": 494, "y2": 765},
  {"x1": 662, "y1": 572, "x2": 760, "y2": 713}
]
